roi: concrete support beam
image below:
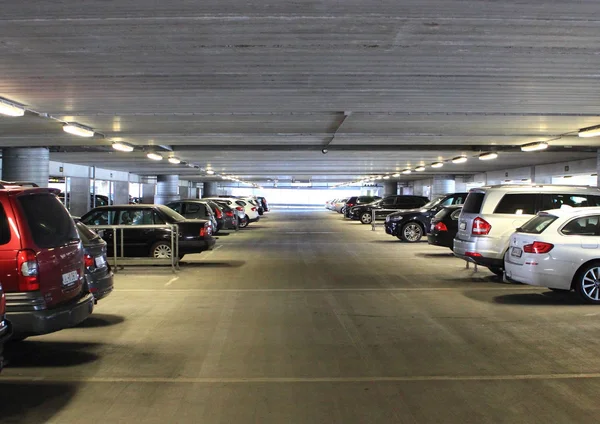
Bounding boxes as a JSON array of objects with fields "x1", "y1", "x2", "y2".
[
  {"x1": 113, "y1": 181, "x2": 129, "y2": 205},
  {"x1": 2, "y1": 147, "x2": 49, "y2": 188},
  {"x1": 431, "y1": 175, "x2": 456, "y2": 197},
  {"x1": 203, "y1": 181, "x2": 219, "y2": 198},
  {"x1": 383, "y1": 181, "x2": 398, "y2": 196},
  {"x1": 142, "y1": 183, "x2": 156, "y2": 204},
  {"x1": 155, "y1": 175, "x2": 180, "y2": 205},
  {"x1": 69, "y1": 177, "x2": 91, "y2": 217}
]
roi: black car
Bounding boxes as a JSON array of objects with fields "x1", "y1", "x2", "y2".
[
  {"x1": 0, "y1": 284, "x2": 12, "y2": 371},
  {"x1": 384, "y1": 193, "x2": 468, "y2": 242},
  {"x1": 257, "y1": 196, "x2": 269, "y2": 212},
  {"x1": 76, "y1": 221, "x2": 114, "y2": 301},
  {"x1": 80, "y1": 204, "x2": 216, "y2": 259},
  {"x1": 348, "y1": 195, "x2": 429, "y2": 224},
  {"x1": 167, "y1": 200, "x2": 219, "y2": 233},
  {"x1": 343, "y1": 196, "x2": 381, "y2": 218},
  {"x1": 427, "y1": 205, "x2": 464, "y2": 250}
]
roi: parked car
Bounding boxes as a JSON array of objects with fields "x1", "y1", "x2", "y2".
[
  {"x1": 205, "y1": 197, "x2": 259, "y2": 227},
  {"x1": 166, "y1": 200, "x2": 219, "y2": 233},
  {"x1": 0, "y1": 283, "x2": 12, "y2": 371},
  {"x1": 1, "y1": 187, "x2": 94, "y2": 339},
  {"x1": 208, "y1": 198, "x2": 243, "y2": 229},
  {"x1": 427, "y1": 205, "x2": 464, "y2": 250},
  {"x1": 204, "y1": 199, "x2": 238, "y2": 231},
  {"x1": 343, "y1": 196, "x2": 381, "y2": 218},
  {"x1": 242, "y1": 197, "x2": 264, "y2": 215},
  {"x1": 76, "y1": 221, "x2": 114, "y2": 302},
  {"x1": 325, "y1": 199, "x2": 336, "y2": 210},
  {"x1": 454, "y1": 185, "x2": 600, "y2": 276},
  {"x1": 384, "y1": 193, "x2": 467, "y2": 242},
  {"x1": 504, "y1": 207, "x2": 600, "y2": 303},
  {"x1": 257, "y1": 196, "x2": 269, "y2": 212},
  {"x1": 334, "y1": 198, "x2": 350, "y2": 213},
  {"x1": 348, "y1": 195, "x2": 429, "y2": 224},
  {"x1": 206, "y1": 198, "x2": 248, "y2": 228},
  {"x1": 80, "y1": 204, "x2": 215, "y2": 259}
]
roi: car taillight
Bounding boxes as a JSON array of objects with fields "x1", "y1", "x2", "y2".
[
  {"x1": 225, "y1": 211, "x2": 234, "y2": 217},
  {"x1": 251, "y1": 207, "x2": 257, "y2": 212},
  {"x1": 236, "y1": 206, "x2": 243, "y2": 211},
  {"x1": 472, "y1": 217, "x2": 491, "y2": 235},
  {"x1": 17, "y1": 249, "x2": 39, "y2": 291},
  {"x1": 523, "y1": 241, "x2": 554, "y2": 254},
  {"x1": 84, "y1": 254, "x2": 94, "y2": 268},
  {"x1": 434, "y1": 222, "x2": 448, "y2": 232},
  {"x1": 347, "y1": 203, "x2": 355, "y2": 207},
  {"x1": 215, "y1": 209, "x2": 222, "y2": 219},
  {"x1": 200, "y1": 223, "x2": 212, "y2": 237}
]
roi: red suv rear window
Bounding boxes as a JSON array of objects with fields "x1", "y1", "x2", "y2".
[{"x1": 0, "y1": 203, "x2": 10, "y2": 246}]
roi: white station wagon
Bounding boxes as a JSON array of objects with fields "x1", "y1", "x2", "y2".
[{"x1": 505, "y1": 207, "x2": 600, "y2": 304}]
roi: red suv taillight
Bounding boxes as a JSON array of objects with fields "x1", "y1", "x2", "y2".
[
  {"x1": 225, "y1": 211, "x2": 234, "y2": 217},
  {"x1": 434, "y1": 222, "x2": 448, "y2": 232},
  {"x1": 523, "y1": 241, "x2": 554, "y2": 254},
  {"x1": 17, "y1": 249, "x2": 39, "y2": 291},
  {"x1": 472, "y1": 217, "x2": 491, "y2": 235},
  {"x1": 84, "y1": 254, "x2": 94, "y2": 268}
]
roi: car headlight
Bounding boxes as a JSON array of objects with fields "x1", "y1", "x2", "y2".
[{"x1": 388, "y1": 215, "x2": 403, "y2": 222}]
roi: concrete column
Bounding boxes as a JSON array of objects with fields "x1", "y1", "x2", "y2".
[
  {"x1": 598, "y1": 150, "x2": 600, "y2": 187},
  {"x1": 113, "y1": 181, "x2": 129, "y2": 205},
  {"x1": 383, "y1": 181, "x2": 398, "y2": 196},
  {"x1": 2, "y1": 147, "x2": 50, "y2": 188},
  {"x1": 69, "y1": 177, "x2": 91, "y2": 217},
  {"x1": 431, "y1": 175, "x2": 455, "y2": 197},
  {"x1": 203, "y1": 181, "x2": 218, "y2": 198},
  {"x1": 155, "y1": 175, "x2": 180, "y2": 205},
  {"x1": 141, "y1": 183, "x2": 155, "y2": 204}
]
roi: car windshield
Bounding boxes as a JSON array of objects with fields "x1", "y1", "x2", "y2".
[
  {"x1": 421, "y1": 196, "x2": 445, "y2": 209},
  {"x1": 157, "y1": 205, "x2": 186, "y2": 222},
  {"x1": 518, "y1": 214, "x2": 558, "y2": 234}
]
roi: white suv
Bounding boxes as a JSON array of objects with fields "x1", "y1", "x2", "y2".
[{"x1": 453, "y1": 185, "x2": 600, "y2": 275}]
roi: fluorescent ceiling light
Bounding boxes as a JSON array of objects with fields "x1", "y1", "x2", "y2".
[
  {"x1": 402, "y1": 169, "x2": 412, "y2": 174},
  {"x1": 392, "y1": 173, "x2": 400, "y2": 178},
  {"x1": 206, "y1": 169, "x2": 215, "y2": 175},
  {"x1": 521, "y1": 141, "x2": 548, "y2": 152},
  {"x1": 431, "y1": 162, "x2": 444, "y2": 168},
  {"x1": 147, "y1": 152, "x2": 163, "y2": 161},
  {"x1": 0, "y1": 99, "x2": 25, "y2": 117},
  {"x1": 168, "y1": 156, "x2": 181, "y2": 164},
  {"x1": 375, "y1": 176, "x2": 383, "y2": 180},
  {"x1": 452, "y1": 156, "x2": 468, "y2": 164},
  {"x1": 578, "y1": 124, "x2": 600, "y2": 138},
  {"x1": 479, "y1": 152, "x2": 498, "y2": 161},
  {"x1": 414, "y1": 166, "x2": 426, "y2": 172},
  {"x1": 383, "y1": 176, "x2": 391, "y2": 180},
  {"x1": 112, "y1": 142, "x2": 134, "y2": 152},
  {"x1": 63, "y1": 123, "x2": 94, "y2": 138}
]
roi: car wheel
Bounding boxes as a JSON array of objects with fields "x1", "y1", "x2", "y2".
[
  {"x1": 488, "y1": 267, "x2": 504, "y2": 278},
  {"x1": 575, "y1": 262, "x2": 600, "y2": 304},
  {"x1": 400, "y1": 222, "x2": 423, "y2": 242},
  {"x1": 151, "y1": 242, "x2": 172, "y2": 259},
  {"x1": 239, "y1": 216, "x2": 249, "y2": 228},
  {"x1": 360, "y1": 212, "x2": 372, "y2": 224}
]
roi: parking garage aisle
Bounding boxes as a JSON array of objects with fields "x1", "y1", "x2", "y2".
[{"x1": 3, "y1": 209, "x2": 600, "y2": 423}]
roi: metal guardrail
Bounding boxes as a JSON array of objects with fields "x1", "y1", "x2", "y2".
[
  {"x1": 371, "y1": 208, "x2": 400, "y2": 231},
  {"x1": 86, "y1": 224, "x2": 180, "y2": 273}
]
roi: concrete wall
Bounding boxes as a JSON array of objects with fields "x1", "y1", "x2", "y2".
[
  {"x1": 69, "y1": 177, "x2": 91, "y2": 217},
  {"x1": 142, "y1": 183, "x2": 156, "y2": 204},
  {"x1": 113, "y1": 181, "x2": 129, "y2": 205}
]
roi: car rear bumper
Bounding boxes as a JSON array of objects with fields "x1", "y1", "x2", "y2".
[
  {"x1": 453, "y1": 237, "x2": 505, "y2": 268},
  {"x1": 504, "y1": 256, "x2": 571, "y2": 289},
  {"x1": 6, "y1": 292, "x2": 94, "y2": 337},
  {"x1": 87, "y1": 270, "x2": 115, "y2": 301},
  {"x1": 249, "y1": 216, "x2": 260, "y2": 223},
  {"x1": 427, "y1": 233, "x2": 454, "y2": 249},
  {"x1": 179, "y1": 237, "x2": 216, "y2": 253}
]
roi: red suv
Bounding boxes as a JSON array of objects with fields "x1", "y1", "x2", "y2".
[
  {"x1": 0, "y1": 185, "x2": 94, "y2": 340},
  {"x1": 0, "y1": 283, "x2": 11, "y2": 370}
]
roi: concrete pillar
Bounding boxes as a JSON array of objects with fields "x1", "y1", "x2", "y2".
[
  {"x1": 113, "y1": 181, "x2": 129, "y2": 205},
  {"x1": 141, "y1": 183, "x2": 155, "y2": 204},
  {"x1": 431, "y1": 175, "x2": 455, "y2": 197},
  {"x1": 383, "y1": 181, "x2": 398, "y2": 196},
  {"x1": 2, "y1": 147, "x2": 50, "y2": 188},
  {"x1": 203, "y1": 181, "x2": 218, "y2": 198},
  {"x1": 69, "y1": 177, "x2": 91, "y2": 217},
  {"x1": 598, "y1": 150, "x2": 600, "y2": 187},
  {"x1": 155, "y1": 175, "x2": 179, "y2": 205}
]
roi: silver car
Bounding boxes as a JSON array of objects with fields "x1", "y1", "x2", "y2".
[
  {"x1": 505, "y1": 207, "x2": 600, "y2": 304},
  {"x1": 454, "y1": 185, "x2": 600, "y2": 276}
]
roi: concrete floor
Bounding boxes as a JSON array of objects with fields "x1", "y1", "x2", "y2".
[{"x1": 2, "y1": 209, "x2": 600, "y2": 423}]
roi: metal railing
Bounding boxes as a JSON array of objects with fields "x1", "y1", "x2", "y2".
[
  {"x1": 371, "y1": 209, "x2": 400, "y2": 231},
  {"x1": 86, "y1": 224, "x2": 180, "y2": 273}
]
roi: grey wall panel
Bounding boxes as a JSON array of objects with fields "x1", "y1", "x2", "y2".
[
  {"x1": 69, "y1": 176, "x2": 90, "y2": 217},
  {"x1": 113, "y1": 181, "x2": 129, "y2": 205}
]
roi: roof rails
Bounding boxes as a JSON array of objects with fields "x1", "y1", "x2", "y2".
[{"x1": 0, "y1": 180, "x2": 39, "y2": 189}]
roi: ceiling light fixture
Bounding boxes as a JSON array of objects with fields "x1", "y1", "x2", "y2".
[
  {"x1": 383, "y1": 175, "x2": 391, "y2": 180},
  {"x1": 375, "y1": 176, "x2": 383, "y2": 180},
  {"x1": 147, "y1": 152, "x2": 163, "y2": 161},
  {"x1": 63, "y1": 123, "x2": 95, "y2": 138},
  {"x1": 578, "y1": 124, "x2": 600, "y2": 138},
  {"x1": 521, "y1": 141, "x2": 548, "y2": 152},
  {"x1": 478, "y1": 152, "x2": 498, "y2": 161},
  {"x1": 112, "y1": 142, "x2": 134, "y2": 152},
  {"x1": 415, "y1": 166, "x2": 426, "y2": 172},
  {"x1": 206, "y1": 169, "x2": 215, "y2": 175},
  {"x1": 392, "y1": 173, "x2": 400, "y2": 178},
  {"x1": 402, "y1": 169, "x2": 412, "y2": 174},
  {"x1": 0, "y1": 99, "x2": 25, "y2": 117},
  {"x1": 168, "y1": 156, "x2": 181, "y2": 164},
  {"x1": 431, "y1": 162, "x2": 444, "y2": 168},
  {"x1": 452, "y1": 156, "x2": 468, "y2": 164}
]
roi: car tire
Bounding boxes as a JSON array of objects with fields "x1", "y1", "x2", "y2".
[
  {"x1": 575, "y1": 262, "x2": 600, "y2": 304},
  {"x1": 400, "y1": 222, "x2": 423, "y2": 242},
  {"x1": 239, "y1": 216, "x2": 249, "y2": 228},
  {"x1": 488, "y1": 267, "x2": 504, "y2": 278},
  {"x1": 151, "y1": 241, "x2": 173, "y2": 259},
  {"x1": 360, "y1": 212, "x2": 372, "y2": 225}
]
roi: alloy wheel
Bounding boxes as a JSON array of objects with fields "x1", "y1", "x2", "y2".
[
  {"x1": 153, "y1": 244, "x2": 172, "y2": 259},
  {"x1": 361, "y1": 213, "x2": 372, "y2": 224},
  {"x1": 580, "y1": 266, "x2": 600, "y2": 302},
  {"x1": 402, "y1": 223, "x2": 423, "y2": 242}
]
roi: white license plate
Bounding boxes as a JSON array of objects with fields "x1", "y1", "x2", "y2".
[
  {"x1": 511, "y1": 247, "x2": 523, "y2": 258},
  {"x1": 62, "y1": 270, "x2": 79, "y2": 286},
  {"x1": 459, "y1": 222, "x2": 466, "y2": 230},
  {"x1": 95, "y1": 256, "x2": 106, "y2": 268}
]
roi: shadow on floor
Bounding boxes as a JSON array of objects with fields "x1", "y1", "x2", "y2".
[
  {"x1": 4, "y1": 341, "x2": 102, "y2": 368},
  {"x1": 0, "y1": 381, "x2": 78, "y2": 423},
  {"x1": 180, "y1": 260, "x2": 246, "y2": 268},
  {"x1": 75, "y1": 313, "x2": 125, "y2": 329},
  {"x1": 443, "y1": 274, "x2": 505, "y2": 284},
  {"x1": 415, "y1": 252, "x2": 455, "y2": 258},
  {"x1": 369, "y1": 240, "x2": 401, "y2": 244},
  {"x1": 493, "y1": 291, "x2": 584, "y2": 306}
]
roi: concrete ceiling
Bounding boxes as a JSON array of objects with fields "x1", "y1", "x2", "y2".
[{"x1": 1, "y1": 1, "x2": 600, "y2": 183}]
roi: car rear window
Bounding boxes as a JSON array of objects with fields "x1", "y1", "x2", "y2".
[
  {"x1": 494, "y1": 194, "x2": 536, "y2": 215},
  {"x1": 19, "y1": 193, "x2": 78, "y2": 248},
  {"x1": 518, "y1": 214, "x2": 558, "y2": 234},
  {"x1": 462, "y1": 192, "x2": 485, "y2": 213},
  {"x1": 0, "y1": 203, "x2": 11, "y2": 246}
]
